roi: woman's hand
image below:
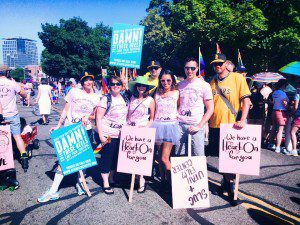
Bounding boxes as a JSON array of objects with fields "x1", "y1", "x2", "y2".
[
  {"x1": 81, "y1": 116, "x2": 89, "y2": 127},
  {"x1": 49, "y1": 125, "x2": 60, "y2": 134},
  {"x1": 100, "y1": 136, "x2": 107, "y2": 143}
]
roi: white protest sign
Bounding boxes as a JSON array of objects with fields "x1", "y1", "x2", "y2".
[
  {"x1": 117, "y1": 126, "x2": 155, "y2": 177},
  {"x1": 171, "y1": 156, "x2": 210, "y2": 209},
  {"x1": 219, "y1": 124, "x2": 261, "y2": 176}
]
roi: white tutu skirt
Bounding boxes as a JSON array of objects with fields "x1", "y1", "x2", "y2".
[{"x1": 151, "y1": 121, "x2": 179, "y2": 144}]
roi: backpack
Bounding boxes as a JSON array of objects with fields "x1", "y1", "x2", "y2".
[{"x1": 104, "y1": 92, "x2": 129, "y2": 116}]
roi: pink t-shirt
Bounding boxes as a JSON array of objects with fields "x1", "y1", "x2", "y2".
[
  {"x1": 0, "y1": 77, "x2": 21, "y2": 117},
  {"x1": 64, "y1": 88, "x2": 100, "y2": 130},
  {"x1": 177, "y1": 78, "x2": 213, "y2": 124},
  {"x1": 154, "y1": 91, "x2": 179, "y2": 122},
  {"x1": 128, "y1": 96, "x2": 153, "y2": 127},
  {"x1": 98, "y1": 95, "x2": 128, "y2": 138}
]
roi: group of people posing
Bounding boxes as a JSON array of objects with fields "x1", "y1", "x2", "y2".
[{"x1": 35, "y1": 53, "x2": 251, "y2": 206}]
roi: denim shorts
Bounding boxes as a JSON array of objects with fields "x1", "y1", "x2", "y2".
[{"x1": 5, "y1": 114, "x2": 21, "y2": 135}]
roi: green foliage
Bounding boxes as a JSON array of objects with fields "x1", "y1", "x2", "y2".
[
  {"x1": 9, "y1": 68, "x2": 24, "y2": 82},
  {"x1": 141, "y1": 0, "x2": 299, "y2": 75},
  {"x1": 39, "y1": 17, "x2": 112, "y2": 79}
]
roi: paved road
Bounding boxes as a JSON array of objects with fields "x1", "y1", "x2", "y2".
[{"x1": 0, "y1": 100, "x2": 299, "y2": 225}]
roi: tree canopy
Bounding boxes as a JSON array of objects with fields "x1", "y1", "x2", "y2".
[
  {"x1": 140, "y1": 0, "x2": 300, "y2": 76},
  {"x1": 39, "y1": 17, "x2": 111, "y2": 79}
]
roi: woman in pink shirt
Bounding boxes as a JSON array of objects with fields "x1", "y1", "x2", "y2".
[
  {"x1": 127, "y1": 76, "x2": 155, "y2": 193},
  {"x1": 96, "y1": 76, "x2": 129, "y2": 195},
  {"x1": 151, "y1": 70, "x2": 179, "y2": 192}
]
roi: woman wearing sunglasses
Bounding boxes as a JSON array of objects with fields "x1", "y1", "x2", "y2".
[
  {"x1": 38, "y1": 72, "x2": 100, "y2": 203},
  {"x1": 127, "y1": 76, "x2": 155, "y2": 193},
  {"x1": 151, "y1": 70, "x2": 179, "y2": 192},
  {"x1": 96, "y1": 76, "x2": 129, "y2": 195}
]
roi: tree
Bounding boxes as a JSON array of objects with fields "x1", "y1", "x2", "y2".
[
  {"x1": 39, "y1": 17, "x2": 112, "y2": 79},
  {"x1": 141, "y1": 0, "x2": 299, "y2": 75},
  {"x1": 9, "y1": 68, "x2": 24, "y2": 82}
]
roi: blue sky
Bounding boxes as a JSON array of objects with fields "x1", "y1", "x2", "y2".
[{"x1": 0, "y1": 0, "x2": 150, "y2": 64}]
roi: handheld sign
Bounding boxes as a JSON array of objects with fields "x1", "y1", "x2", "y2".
[
  {"x1": 219, "y1": 124, "x2": 261, "y2": 176},
  {"x1": 109, "y1": 23, "x2": 145, "y2": 69},
  {"x1": 171, "y1": 156, "x2": 210, "y2": 209},
  {"x1": 117, "y1": 126, "x2": 155, "y2": 177},
  {"x1": 0, "y1": 125, "x2": 14, "y2": 171},
  {"x1": 171, "y1": 134, "x2": 210, "y2": 209},
  {"x1": 50, "y1": 123, "x2": 97, "y2": 176}
]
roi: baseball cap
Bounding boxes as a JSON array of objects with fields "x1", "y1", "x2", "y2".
[
  {"x1": 80, "y1": 71, "x2": 94, "y2": 81},
  {"x1": 147, "y1": 60, "x2": 161, "y2": 69},
  {"x1": 210, "y1": 54, "x2": 227, "y2": 65}
]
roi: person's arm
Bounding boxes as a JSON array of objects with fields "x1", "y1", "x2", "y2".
[
  {"x1": 146, "y1": 98, "x2": 155, "y2": 127},
  {"x1": 18, "y1": 88, "x2": 27, "y2": 99},
  {"x1": 96, "y1": 106, "x2": 107, "y2": 143},
  {"x1": 50, "y1": 102, "x2": 70, "y2": 132},
  {"x1": 188, "y1": 99, "x2": 214, "y2": 134},
  {"x1": 235, "y1": 97, "x2": 251, "y2": 128},
  {"x1": 35, "y1": 86, "x2": 41, "y2": 104}
]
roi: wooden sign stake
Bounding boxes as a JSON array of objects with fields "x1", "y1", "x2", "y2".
[
  {"x1": 188, "y1": 134, "x2": 192, "y2": 157},
  {"x1": 79, "y1": 170, "x2": 92, "y2": 197},
  {"x1": 129, "y1": 174, "x2": 136, "y2": 202},
  {"x1": 234, "y1": 174, "x2": 240, "y2": 200}
]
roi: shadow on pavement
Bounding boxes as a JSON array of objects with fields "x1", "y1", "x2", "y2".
[
  {"x1": 0, "y1": 188, "x2": 101, "y2": 225},
  {"x1": 247, "y1": 208, "x2": 295, "y2": 225}
]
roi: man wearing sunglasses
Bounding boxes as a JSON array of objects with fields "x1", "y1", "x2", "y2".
[
  {"x1": 208, "y1": 53, "x2": 251, "y2": 206},
  {"x1": 175, "y1": 57, "x2": 214, "y2": 157},
  {"x1": 146, "y1": 60, "x2": 162, "y2": 94}
]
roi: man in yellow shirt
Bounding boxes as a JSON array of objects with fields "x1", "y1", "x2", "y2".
[
  {"x1": 208, "y1": 53, "x2": 251, "y2": 206},
  {"x1": 145, "y1": 60, "x2": 162, "y2": 94}
]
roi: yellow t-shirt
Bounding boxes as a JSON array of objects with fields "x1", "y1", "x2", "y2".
[
  {"x1": 209, "y1": 72, "x2": 251, "y2": 128},
  {"x1": 145, "y1": 73, "x2": 159, "y2": 94}
]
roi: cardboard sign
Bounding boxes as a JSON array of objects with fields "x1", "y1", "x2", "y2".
[
  {"x1": 117, "y1": 126, "x2": 155, "y2": 177},
  {"x1": 171, "y1": 156, "x2": 210, "y2": 209},
  {"x1": 219, "y1": 124, "x2": 261, "y2": 176},
  {"x1": 50, "y1": 123, "x2": 97, "y2": 176},
  {"x1": 109, "y1": 23, "x2": 145, "y2": 69},
  {"x1": 0, "y1": 125, "x2": 14, "y2": 171}
]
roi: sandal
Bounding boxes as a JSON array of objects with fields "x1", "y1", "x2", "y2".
[
  {"x1": 137, "y1": 183, "x2": 147, "y2": 194},
  {"x1": 102, "y1": 186, "x2": 114, "y2": 195}
]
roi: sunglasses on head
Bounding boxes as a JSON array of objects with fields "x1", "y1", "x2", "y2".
[
  {"x1": 149, "y1": 66, "x2": 159, "y2": 71},
  {"x1": 213, "y1": 62, "x2": 224, "y2": 67},
  {"x1": 184, "y1": 66, "x2": 197, "y2": 71},
  {"x1": 160, "y1": 79, "x2": 172, "y2": 83},
  {"x1": 110, "y1": 82, "x2": 122, "y2": 87}
]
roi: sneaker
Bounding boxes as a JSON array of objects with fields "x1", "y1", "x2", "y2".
[
  {"x1": 37, "y1": 189, "x2": 60, "y2": 203},
  {"x1": 20, "y1": 153, "x2": 29, "y2": 172},
  {"x1": 275, "y1": 147, "x2": 281, "y2": 153},
  {"x1": 283, "y1": 150, "x2": 293, "y2": 155},
  {"x1": 76, "y1": 182, "x2": 86, "y2": 196},
  {"x1": 267, "y1": 144, "x2": 276, "y2": 150},
  {"x1": 292, "y1": 150, "x2": 298, "y2": 156}
]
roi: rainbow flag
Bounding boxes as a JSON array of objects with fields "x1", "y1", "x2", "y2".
[
  {"x1": 133, "y1": 69, "x2": 137, "y2": 80},
  {"x1": 101, "y1": 68, "x2": 109, "y2": 95},
  {"x1": 199, "y1": 47, "x2": 205, "y2": 76},
  {"x1": 216, "y1": 43, "x2": 221, "y2": 54},
  {"x1": 237, "y1": 49, "x2": 243, "y2": 67}
]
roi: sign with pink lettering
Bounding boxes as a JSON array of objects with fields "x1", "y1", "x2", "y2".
[
  {"x1": 219, "y1": 124, "x2": 261, "y2": 176},
  {"x1": 171, "y1": 156, "x2": 210, "y2": 209},
  {"x1": 117, "y1": 126, "x2": 155, "y2": 176},
  {"x1": 0, "y1": 125, "x2": 14, "y2": 171}
]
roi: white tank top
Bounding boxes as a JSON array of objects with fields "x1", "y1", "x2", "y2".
[{"x1": 154, "y1": 91, "x2": 179, "y2": 122}]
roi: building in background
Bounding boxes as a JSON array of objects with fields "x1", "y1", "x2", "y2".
[
  {"x1": 24, "y1": 65, "x2": 46, "y2": 82},
  {"x1": 2, "y1": 37, "x2": 38, "y2": 68}
]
